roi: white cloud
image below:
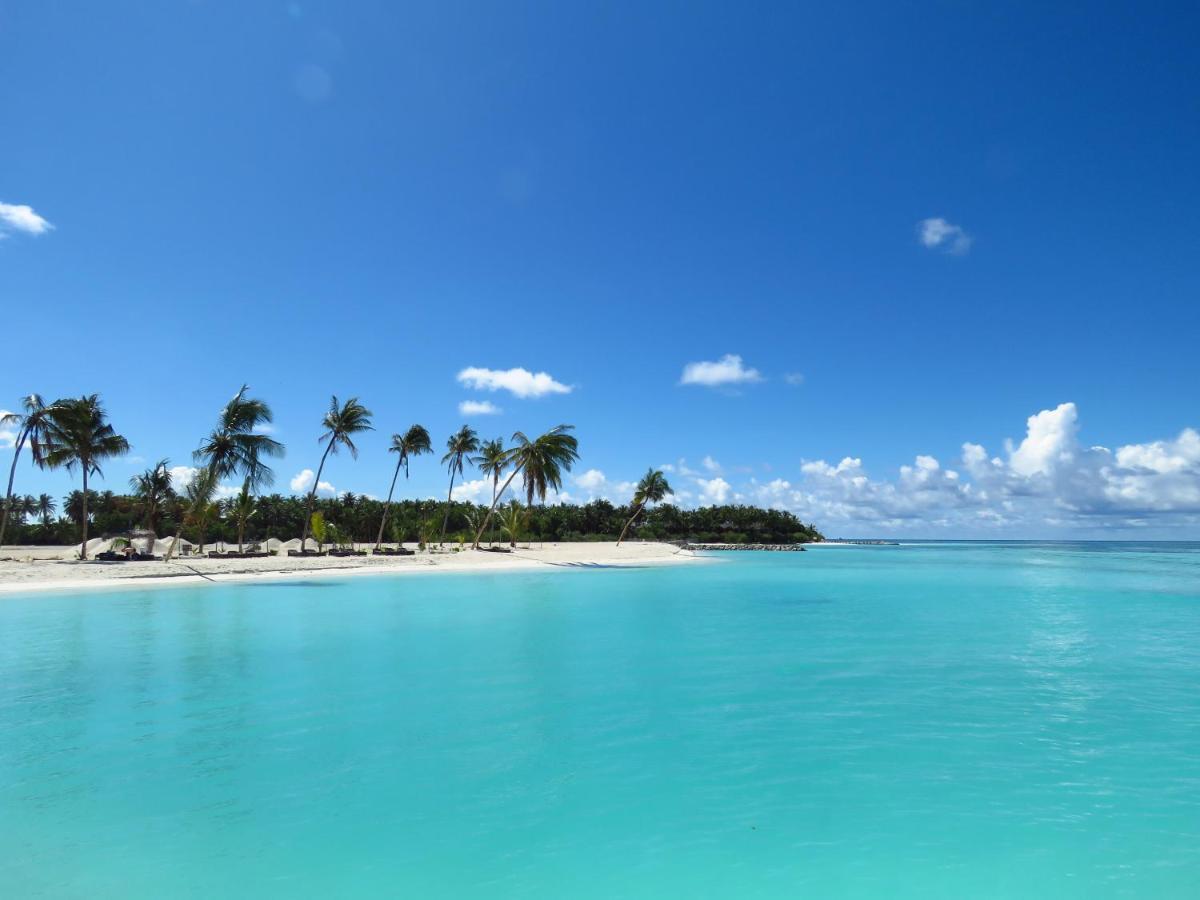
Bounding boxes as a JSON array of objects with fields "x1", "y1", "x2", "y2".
[
  {"x1": 451, "y1": 478, "x2": 491, "y2": 503},
  {"x1": 680, "y1": 354, "x2": 763, "y2": 388},
  {"x1": 919, "y1": 217, "x2": 972, "y2": 255},
  {"x1": 702, "y1": 455, "x2": 721, "y2": 473},
  {"x1": 1008, "y1": 402, "x2": 1078, "y2": 477},
  {"x1": 750, "y1": 403, "x2": 1200, "y2": 535},
  {"x1": 170, "y1": 465, "x2": 200, "y2": 492},
  {"x1": 784, "y1": 372, "x2": 805, "y2": 386},
  {"x1": 288, "y1": 468, "x2": 336, "y2": 496},
  {"x1": 575, "y1": 469, "x2": 607, "y2": 492},
  {"x1": 696, "y1": 476, "x2": 731, "y2": 505},
  {"x1": 168, "y1": 465, "x2": 240, "y2": 498},
  {"x1": 0, "y1": 410, "x2": 17, "y2": 449},
  {"x1": 457, "y1": 366, "x2": 571, "y2": 398},
  {"x1": 459, "y1": 399, "x2": 502, "y2": 416},
  {"x1": 0, "y1": 201, "x2": 53, "y2": 238},
  {"x1": 568, "y1": 469, "x2": 637, "y2": 504}
]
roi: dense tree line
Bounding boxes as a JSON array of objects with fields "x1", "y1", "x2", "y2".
[
  {"x1": 2, "y1": 388, "x2": 824, "y2": 556},
  {"x1": 0, "y1": 491, "x2": 824, "y2": 547}
]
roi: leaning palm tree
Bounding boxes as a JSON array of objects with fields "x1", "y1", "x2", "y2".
[
  {"x1": 475, "y1": 438, "x2": 508, "y2": 506},
  {"x1": 130, "y1": 459, "x2": 175, "y2": 540},
  {"x1": 40, "y1": 395, "x2": 131, "y2": 560},
  {"x1": 300, "y1": 396, "x2": 373, "y2": 549},
  {"x1": 374, "y1": 424, "x2": 432, "y2": 550},
  {"x1": 439, "y1": 425, "x2": 480, "y2": 545},
  {"x1": 617, "y1": 468, "x2": 673, "y2": 545},
  {"x1": 472, "y1": 425, "x2": 579, "y2": 549},
  {"x1": 0, "y1": 394, "x2": 59, "y2": 549}
]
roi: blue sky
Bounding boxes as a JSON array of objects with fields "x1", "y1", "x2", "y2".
[{"x1": 3, "y1": 1, "x2": 1199, "y2": 537}]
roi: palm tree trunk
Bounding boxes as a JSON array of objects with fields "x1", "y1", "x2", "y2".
[
  {"x1": 617, "y1": 502, "x2": 646, "y2": 546},
  {"x1": 0, "y1": 427, "x2": 28, "y2": 550},
  {"x1": 440, "y1": 467, "x2": 458, "y2": 546},
  {"x1": 79, "y1": 467, "x2": 90, "y2": 560},
  {"x1": 375, "y1": 457, "x2": 403, "y2": 550},
  {"x1": 472, "y1": 463, "x2": 524, "y2": 549},
  {"x1": 301, "y1": 442, "x2": 334, "y2": 550},
  {"x1": 238, "y1": 520, "x2": 245, "y2": 554}
]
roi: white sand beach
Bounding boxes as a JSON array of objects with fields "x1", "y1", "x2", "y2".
[{"x1": 0, "y1": 541, "x2": 705, "y2": 595}]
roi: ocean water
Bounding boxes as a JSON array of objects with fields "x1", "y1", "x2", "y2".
[{"x1": 2, "y1": 543, "x2": 1200, "y2": 898}]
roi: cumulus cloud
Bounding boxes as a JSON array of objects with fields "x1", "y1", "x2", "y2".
[
  {"x1": 0, "y1": 201, "x2": 53, "y2": 238},
  {"x1": 459, "y1": 400, "x2": 502, "y2": 416},
  {"x1": 679, "y1": 354, "x2": 763, "y2": 388},
  {"x1": 919, "y1": 217, "x2": 971, "y2": 255},
  {"x1": 457, "y1": 366, "x2": 571, "y2": 398},
  {"x1": 567, "y1": 469, "x2": 637, "y2": 503},
  {"x1": 696, "y1": 476, "x2": 731, "y2": 504},
  {"x1": 451, "y1": 478, "x2": 491, "y2": 503},
  {"x1": 702, "y1": 455, "x2": 721, "y2": 473},
  {"x1": 289, "y1": 469, "x2": 336, "y2": 495},
  {"x1": 168, "y1": 465, "x2": 240, "y2": 498},
  {"x1": 755, "y1": 403, "x2": 1200, "y2": 535}
]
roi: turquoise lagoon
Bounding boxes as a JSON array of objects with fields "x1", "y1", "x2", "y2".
[{"x1": 2, "y1": 543, "x2": 1200, "y2": 897}]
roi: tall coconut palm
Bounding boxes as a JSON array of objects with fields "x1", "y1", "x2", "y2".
[
  {"x1": 472, "y1": 425, "x2": 579, "y2": 549},
  {"x1": 374, "y1": 424, "x2": 432, "y2": 550},
  {"x1": 439, "y1": 425, "x2": 480, "y2": 545},
  {"x1": 475, "y1": 438, "x2": 508, "y2": 506},
  {"x1": 40, "y1": 395, "x2": 131, "y2": 560},
  {"x1": 130, "y1": 459, "x2": 175, "y2": 540},
  {"x1": 0, "y1": 394, "x2": 59, "y2": 549},
  {"x1": 617, "y1": 468, "x2": 673, "y2": 546},
  {"x1": 300, "y1": 396, "x2": 373, "y2": 549},
  {"x1": 194, "y1": 385, "x2": 283, "y2": 492},
  {"x1": 36, "y1": 493, "x2": 56, "y2": 526}
]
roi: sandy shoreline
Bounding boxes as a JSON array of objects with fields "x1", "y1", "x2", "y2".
[{"x1": 0, "y1": 542, "x2": 706, "y2": 596}]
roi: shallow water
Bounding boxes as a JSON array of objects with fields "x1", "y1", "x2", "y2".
[{"x1": 2, "y1": 543, "x2": 1200, "y2": 898}]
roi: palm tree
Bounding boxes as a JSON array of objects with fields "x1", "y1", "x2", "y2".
[
  {"x1": 194, "y1": 384, "x2": 283, "y2": 493},
  {"x1": 617, "y1": 468, "x2": 673, "y2": 545},
  {"x1": 499, "y1": 500, "x2": 529, "y2": 548},
  {"x1": 440, "y1": 425, "x2": 480, "y2": 545},
  {"x1": 472, "y1": 425, "x2": 579, "y2": 549},
  {"x1": 40, "y1": 395, "x2": 130, "y2": 560},
  {"x1": 374, "y1": 424, "x2": 432, "y2": 550},
  {"x1": 475, "y1": 438, "x2": 508, "y2": 506},
  {"x1": 14, "y1": 494, "x2": 36, "y2": 528},
  {"x1": 229, "y1": 484, "x2": 257, "y2": 553},
  {"x1": 36, "y1": 493, "x2": 55, "y2": 526},
  {"x1": 177, "y1": 466, "x2": 219, "y2": 555},
  {"x1": 130, "y1": 459, "x2": 175, "y2": 539},
  {"x1": 300, "y1": 396, "x2": 373, "y2": 549},
  {"x1": 0, "y1": 394, "x2": 59, "y2": 549}
]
